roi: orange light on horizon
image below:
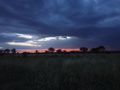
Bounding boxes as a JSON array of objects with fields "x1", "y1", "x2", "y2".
[
  {"x1": 0, "y1": 47, "x2": 3, "y2": 49},
  {"x1": 17, "y1": 48, "x2": 80, "y2": 53}
]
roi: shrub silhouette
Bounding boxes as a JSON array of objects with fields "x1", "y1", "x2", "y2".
[
  {"x1": 97, "y1": 46, "x2": 106, "y2": 52},
  {"x1": 35, "y1": 50, "x2": 39, "y2": 54},
  {"x1": 4, "y1": 49, "x2": 10, "y2": 54},
  {"x1": 56, "y1": 49, "x2": 62, "y2": 53},
  {"x1": 90, "y1": 46, "x2": 106, "y2": 53},
  {"x1": 11, "y1": 49, "x2": 16, "y2": 54},
  {"x1": 48, "y1": 47, "x2": 55, "y2": 53},
  {"x1": 80, "y1": 47, "x2": 88, "y2": 53},
  {"x1": 22, "y1": 52, "x2": 28, "y2": 58},
  {"x1": 90, "y1": 48, "x2": 99, "y2": 53}
]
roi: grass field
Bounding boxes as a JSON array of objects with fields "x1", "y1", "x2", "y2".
[{"x1": 0, "y1": 53, "x2": 120, "y2": 90}]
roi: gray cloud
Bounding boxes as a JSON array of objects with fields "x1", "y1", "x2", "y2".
[{"x1": 0, "y1": 0, "x2": 120, "y2": 50}]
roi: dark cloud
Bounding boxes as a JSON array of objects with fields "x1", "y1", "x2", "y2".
[
  {"x1": 0, "y1": 0, "x2": 120, "y2": 50},
  {"x1": 0, "y1": 33, "x2": 30, "y2": 43}
]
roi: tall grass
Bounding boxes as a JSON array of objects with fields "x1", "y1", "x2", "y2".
[{"x1": 0, "y1": 54, "x2": 120, "y2": 90}]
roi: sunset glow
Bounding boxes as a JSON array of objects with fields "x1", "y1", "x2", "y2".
[
  {"x1": 0, "y1": 47, "x2": 3, "y2": 49},
  {"x1": 17, "y1": 48, "x2": 80, "y2": 53}
]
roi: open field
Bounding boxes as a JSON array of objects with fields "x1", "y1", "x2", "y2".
[{"x1": 0, "y1": 53, "x2": 120, "y2": 90}]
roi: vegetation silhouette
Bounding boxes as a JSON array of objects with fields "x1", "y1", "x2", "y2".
[
  {"x1": 0, "y1": 48, "x2": 17, "y2": 56},
  {"x1": 45, "y1": 50, "x2": 49, "y2": 53},
  {"x1": 11, "y1": 49, "x2": 16, "y2": 54},
  {"x1": 98, "y1": 46, "x2": 106, "y2": 52},
  {"x1": 1, "y1": 45, "x2": 120, "y2": 57},
  {"x1": 1, "y1": 46, "x2": 120, "y2": 89},
  {"x1": 48, "y1": 47, "x2": 55, "y2": 53},
  {"x1": 4, "y1": 49, "x2": 10, "y2": 54},
  {"x1": 90, "y1": 46, "x2": 106, "y2": 53},
  {"x1": 35, "y1": 50, "x2": 39, "y2": 54},
  {"x1": 80, "y1": 47, "x2": 88, "y2": 53},
  {"x1": 63, "y1": 50, "x2": 67, "y2": 53},
  {"x1": 56, "y1": 49, "x2": 62, "y2": 53}
]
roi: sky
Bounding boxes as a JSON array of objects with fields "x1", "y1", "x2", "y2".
[{"x1": 0, "y1": 0, "x2": 120, "y2": 52}]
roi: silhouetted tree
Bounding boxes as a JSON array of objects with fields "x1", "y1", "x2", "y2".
[
  {"x1": 90, "y1": 48, "x2": 99, "y2": 53},
  {"x1": 4, "y1": 49, "x2": 10, "y2": 54},
  {"x1": 45, "y1": 50, "x2": 48, "y2": 53},
  {"x1": 56, "y1": 49, "x2": 62, "y2": 53},
  {"x1": 90, "y1": 46, "x2": 106, "y2": 53},
  {"x1": 80, "y1": 47, "x2": 88, "y2": 53},
  {"x1": 35, "y1": 50, "x2": 39, "y2": 54},
  {"x1": 97, "y1": 46, "x2": 106, "y2": 52},
  {"x1": 48, "y1": 47, "x2": 55, "y2": 53},
  {"x1": 63, "y1": 50, "x2": 67, "y2": 53},
  {"x1": 11, "y1": 49, "x2": 16, "y2": 54},
  {"x1": 35, "y1": 50, "x2": 39, "y2": 57},
  {"x1": 17, "y1": 52, "x2": 19, "y2": 54}
]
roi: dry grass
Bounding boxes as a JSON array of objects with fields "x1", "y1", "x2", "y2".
[{"x1": 0, "y1": 53, "x2": 120, "y2": 90}]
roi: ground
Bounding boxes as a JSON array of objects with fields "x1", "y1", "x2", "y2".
[{"x1": 0, "y1": 53, "x2": 120, "y2": 90}]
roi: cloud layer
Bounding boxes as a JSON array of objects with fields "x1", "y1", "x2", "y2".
[{"x1": 0, "y1": 0, "x2": 120, "y2": 50}]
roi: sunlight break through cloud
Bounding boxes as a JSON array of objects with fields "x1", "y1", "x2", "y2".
[
  {"x1": 16, "y1": 33, "x2": 33, "y2": 39},
  {"x1": 7, "y1": 42, "x2": 41, "y2": 47},
  {"x1": 38, "y1": 36, "x2": 72, "y2": 41}
]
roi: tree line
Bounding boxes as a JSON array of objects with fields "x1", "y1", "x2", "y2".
[
  {"x1": 0, "y1": 49, "x2": 17, "y2": 54},
  {"x1": 0, "y1": 46, "x2": 106, "y2": 55},
  {"x1": 45, "y1": 46, "x2": 106, "y2": 53}
]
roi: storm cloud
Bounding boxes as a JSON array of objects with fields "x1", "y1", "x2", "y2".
[{"x1": 0, "y1": 0, "x2": 120, "y2": 50}]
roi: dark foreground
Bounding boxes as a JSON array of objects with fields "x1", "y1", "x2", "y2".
[{"x1": 0, "y1": 53, "x2": 120, "y2": 90}]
